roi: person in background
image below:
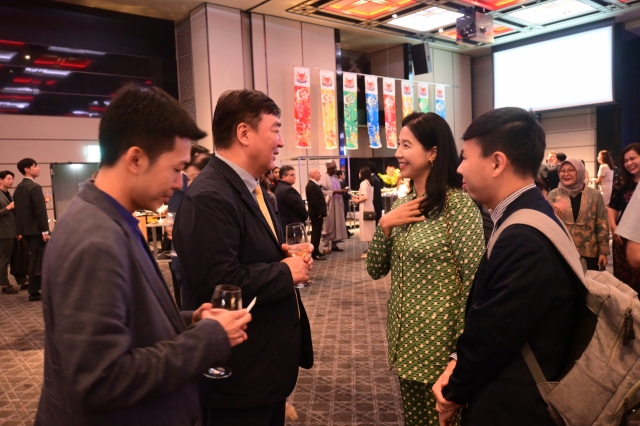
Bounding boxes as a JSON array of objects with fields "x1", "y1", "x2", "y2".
[
  {"x1": 367, "y1": 162, "x2": 383, "y2": 224},
  {"x1": 0, "y1": 171, "x2": 24, "y2": 294},
  {"x1": 432, "y1": 108, "x2": 584, "y2": 426},
  {"x1": 547, "y1": 159, "x2": 609, "y2": 271},
  {"x1": 272, "y1": 166, "x2": 281, "y2": 190},
  {"x1": 319, "y1": 161, "x2": 348, "y2": 254},
  {"x1": 546, "y1": 152, "x2": 566, "y2": 191},
  {"x1": 35, "y1": 85, "x2": 251, "y2": 426},
  {"x1": 597, "y1": 150, "x2": 615, "y2": 206},
  {"x1": 367, "y1": 112, "x2": 485, "y2": 426},
  {"x1": 335, "y1": 170, "x2": 352, "y2": 238},
  {"x1": 260, "y1": 170, "x2": 278, "y2": 212},
  {"x1": 275, "y1": 165, "x2": 308, "y2": 231},
  {"x1": 352, "y1": 167, "x2": 375, "y2": 259},
  {"x1": 14, "y1": 158, "x2": 49, "y2": 302},
  {"x1": 608, "y1": 143, "x2": 640, "y2": 292},
  {"x1": 306, "y1": 169, "x2": 327, "y2": 261},
  {"x1": 615, "y1": 187, "x2": 640, "y2": 268}
]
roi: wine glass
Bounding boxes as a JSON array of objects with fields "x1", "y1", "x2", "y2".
[
  {"x1": 203, "y1": 284, "x2": 242, "y2": 379},
  {"x1": 164, "y1": 212, "x2": 176, "y2": 256},
  {"x1": 285, "y1": 222, "x2": 313, "y2": 288}
]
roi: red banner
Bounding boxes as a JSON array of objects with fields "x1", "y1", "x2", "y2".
[{"x1": 294, "y1": 67, "x2": 311, "y2": 148}]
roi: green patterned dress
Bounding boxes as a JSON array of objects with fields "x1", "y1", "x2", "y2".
[{"x1": 366, "y1": 188, "x2": 485, "y2": 425}]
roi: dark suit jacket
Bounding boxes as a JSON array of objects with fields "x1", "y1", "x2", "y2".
[
  {"x1": 14, "y1": 178, "x2": 49, "y2": 236},
  {"x1": 305, "y1": 180, "x2": 327, "y2": 219},
  {"x1": 35, "y1": 181, "x2": 230, "y2": 426},
  {"x1": 370, "y1": 174, "x2": 383, "y2": 216},
  {"x1": 275, "y1": 181, "x2": 308, "y2": 230},
  {"x1": 0, "y1": 191, "x2": 17, "y2": 239},
  {"x1": 443, "y1": 188, "x2": 583, "y2": 426},
  {"x1": 173, "y1": 156, "x2": 313, "y2": 409}
]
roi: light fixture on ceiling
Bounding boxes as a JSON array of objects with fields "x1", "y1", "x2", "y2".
[
  {"x1": 24, "y1": 55, "x2": 30, "y2": 60},
  {"x1": 0, "y1": 51, "x2": 17, "y2": 62},
  {"x1": 507, "y1": 0, "x2": 596, "y2": 24},
  {"x1": 48, "y1": 46, "x2": 106, "y2": 55},
  {"x1": 392, "y1": 13, "x2": 398, "y2": 18},
  {"x1": 24, "y1": 68, "x2": 71, "y2": 77},
  {"x1": 388, "y1": 7, "x2": 464, "y2": 32},
  {"x1": 439, "y1": 28, "x2": 444, "y2": 32}
]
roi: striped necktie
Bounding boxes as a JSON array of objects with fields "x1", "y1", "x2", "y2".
[{"x1": 254, "y1": 185, "x2": 277, "y2": 238}]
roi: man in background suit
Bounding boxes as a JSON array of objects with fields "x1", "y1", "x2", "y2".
[
  {"x1": 14, "y1": 158, "x2": 49, "y2": 301},
  {"x1": 275, "y1": 165, "x2": 308, "y2": 231},
  {"x1": 0, "y1": 170, "x2": 24, "y2": 294},
  {"x1": 433, "y1": 108, "x2": 583, "y2": 425},
  {"x1": 305, "y1": 169, "x2": 327, "y2": 261},
  {"x1": 35, "y1": 85, "x2": 251, "y2": 426},
  {"x1": 174, "y1": 89, "x2": 313, "y2": 426},
  {"x1": 367, "y1": 162, "x2": 383, "y2": 225}
]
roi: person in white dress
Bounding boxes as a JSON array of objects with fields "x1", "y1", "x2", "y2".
[
  {"x1": 353, "y1": 167, "x2": 376, "y2": 258},
  {"x1": 597, "y1": 149, "x2": 615, "y2": 205}
]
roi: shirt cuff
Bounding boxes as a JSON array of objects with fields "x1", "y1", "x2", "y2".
[
  {"x1": 42, "y1": 231, "x2": 49, "y2": 236},
  {"x1": 449, "y1": 352, "x2": 458, "y2": 361}
]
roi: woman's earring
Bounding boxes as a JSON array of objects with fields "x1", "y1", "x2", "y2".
[{"x1": 429, "y1": 159, "x2": 434, "y2": 168}]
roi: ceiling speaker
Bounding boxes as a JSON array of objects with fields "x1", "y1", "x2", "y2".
[{"x1": 411, "y1": 42, "x2": 432, "y2": 75}]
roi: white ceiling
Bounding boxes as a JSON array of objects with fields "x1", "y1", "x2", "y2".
[{"x1": 52, "y1": 0, "x2": 640, "y2": 56}]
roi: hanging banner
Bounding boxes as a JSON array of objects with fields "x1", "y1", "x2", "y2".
[
  {"x1": 319, "y1": 70, "x2": 337, "y2": 150},
  {"x1": 401, "y1": 80, "x2": 414, "y2": 118},
  {"x1": 435, "y1": 84, "x2": 446, "y2": 119},
  {"x1": 418, "y1": 82, "x2": 429, "y2": 113},
  {"x1": 294, "y1": 66, "x2": 311, "y2": 148},
  {"x1": 365, "y1": 75, "x2": 381, "y2": 149},
  {"x1": 383, "y1": 78, "x2": 397, "y2": 149},
  {"x1": 343, "y1": 72, "x2": 358, "y2": 150}
]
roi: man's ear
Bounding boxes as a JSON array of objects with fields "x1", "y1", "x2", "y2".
[
  {"x1": 236, "y1": 123, "x2": 251, "y2": 148},
  {"x1": 124, "y1": 146, "x2": 147, "y2": 175},
  {"x1": 491, "y1": 151, "x2": 509, "y2": 177}
]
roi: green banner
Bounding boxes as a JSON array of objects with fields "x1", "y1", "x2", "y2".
[{"x1": 343, "y1": 72, "x2": 358, "y2": 150}]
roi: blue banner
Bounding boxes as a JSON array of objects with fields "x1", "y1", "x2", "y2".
[{"x1": 365, "y1": 76, "x2": 381, "y2": 149}]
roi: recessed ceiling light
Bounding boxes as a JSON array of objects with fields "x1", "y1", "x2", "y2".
[
  {"x1": 388, "y1": 7, "x2": 463, "y2": 32},
  {"x1": 439, "y1": 28, "x2": 444, "y2": 33},
  {"x1": 0, "y1": 51, "x2": 17, "y2": 62},
  {"x1": 507, "y1": 0, "x2": 595, "y2": 24},
  {"x1": 392, "y1": 13, "x2": 398, "y2": 18},
  {"x1": 24, "y1": 55, "x2": 30, "y2": 60}
]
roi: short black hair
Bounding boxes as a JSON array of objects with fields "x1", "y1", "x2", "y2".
[
  {"x1": 336, "y1": 170, "x2": 344, "y2": 178},
  {"x1": 99, "y1": 85, "x2": 206, "y2": 167},
  {"x1": 359, "y1": 166, "x2": 372, "y2": 182},
  {"x1": 367, "y1": 161, "x2": 377, "y2": 174},
  {"x1": 0, "y1": 170, "x2": 14, "y2": 179},
  {"x1": 190, "y1": 144, "x2": 211, "y2": 161},
  {"x1": 402, "y1": 112, "x2": 462, "y2": 218},
  {"x1": 16, "y1": 158, "x2": 37, "y2": 175},
  {"x1": 212, "y1": 90, "x2": 281, "y2": 150},
  {"x1": 187, "y1": 155, "x2": 210, "y2": 172},
  {"x1": 556, "y1": 152, "x2": 567, "y2": 162},
  {"x1": 280, "y1": 165, "x2": 295, "y2": 178},
  {"x1": 462, "y1": 107, "x2": 545, "y2": 179}
]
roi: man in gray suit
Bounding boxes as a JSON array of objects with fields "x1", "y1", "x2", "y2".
[{"x1": 35, "y1": 85, "x2": 252, "y2": 426}]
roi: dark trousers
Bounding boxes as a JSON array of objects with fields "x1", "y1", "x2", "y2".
[
  {"x1": 205, "y1": 401, "x2": 285, "y2": 426},
  {"x1": 311, "y1": 215, "x2": 323, "y2": 257},
  {"x1": 0, "y1": 238, "x2": 13, "y2": 287},
  {"x1": 169, "y1": 262, "x2": 182, "y2": 309},
  {"x1": 25, "y1": 235, "x2": 44, "y2": 295}
]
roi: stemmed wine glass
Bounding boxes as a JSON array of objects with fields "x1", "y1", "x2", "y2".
[
  {"x1": 285, "y1": 222, "x2": 314, "y2": 288},
  {"x1": 203, "y1": 284, "x2": 242, "y2": 379}
]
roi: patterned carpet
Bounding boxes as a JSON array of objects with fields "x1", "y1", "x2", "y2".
[{"x1": 0, "y1": 230, "x2": 404, "y2": 426}]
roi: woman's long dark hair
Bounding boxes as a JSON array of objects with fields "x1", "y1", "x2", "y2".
[
  {"x1": 359, "y1": 166, "x2": 372, "y2": 183},
  {"x1": 599, "y1": 150, "x2": 614, "y2": 169},
  {"x1": 401, "y1": 112, "x2": 462, "y2": 218},
  {"x1": 620, "y1": 143, "x2": 640, "y2": 185}
]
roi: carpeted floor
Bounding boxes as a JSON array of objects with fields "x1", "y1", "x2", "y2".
[{"x1": 0, "y1": 230, "x2": 404, "y2": 426}]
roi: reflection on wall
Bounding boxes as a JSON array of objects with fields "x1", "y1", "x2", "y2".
[{"x1": 51, "y1": 163, "x2": 99, "y2": 219}]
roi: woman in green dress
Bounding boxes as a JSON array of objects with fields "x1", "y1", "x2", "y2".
[{"x1": 366, "y1": 112, "x2": 485, "y2": 426}]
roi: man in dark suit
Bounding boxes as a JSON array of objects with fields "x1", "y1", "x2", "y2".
[
  {"x1": 14, "y1": 158, "x2": 49, "y2": 301},
  {"x1": 433, "y1": 108, "x2": 583, "y2": 425},
  {"x1": 173, "y1": 89, "x2": 313, "y2": 426},
  {"x1": 367, "y1": 162, "x2": 383, "y2": 224},
  {"x1": 305, "y1": 169, "x2": 327, "y2": 260},
  {"x1": 35, "y1": 85, "x2": 251, "y2": 426},
  {"x1": 0, "y1": 170, "x2": 25, "y2": 294},
  {"x1": 275, "y1": 165, "x2": 308, "y2": 231}
]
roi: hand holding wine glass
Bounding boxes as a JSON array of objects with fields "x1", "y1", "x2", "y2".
[
  {"x1": 204, "y1": 284, "x2": 243, "y2": 379},
  {"x1": 285, "y1": 223, "x2": 314, "y2": 288}
]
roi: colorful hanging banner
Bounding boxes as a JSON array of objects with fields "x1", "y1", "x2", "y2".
[
  {"x1": 294, "y1": 67, "x2": 311, "y2": 148},
  {"x1": 365, "y1": 75, "x2": 381, "y2": 149},
  {"x1": 343, "y1": 72, "x2": 358, "y2": 150},
  {"x1": 319, "y1": 70, "x2": 337, "y2": 150},
  {"x1": 401, "y1": 80, "x2": 414, "y2": 118},
  {"x1": 382, "y1": 78, "x2": 397, "y2": 149},
  {"x1": 435, "y1": 84, "x2": 446, "y2": 119},
  {"x1": 418, "y1": 82, "x2": 429, "y2": 113}
]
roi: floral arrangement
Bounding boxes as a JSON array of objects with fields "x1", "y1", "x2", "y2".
[{"x1": 378, "y1": 166, "x2": 401, "y2": 187}]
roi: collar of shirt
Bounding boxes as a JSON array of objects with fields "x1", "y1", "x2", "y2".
[
  {"x1": 101, "y1": 190, "x2": 144, "y2": 236},
  {"x1": 23, "y1": 177, "x2": 34, "y2": 181},
  {"x1": 215, "y1": 153, "x2": 258, "y2": 196},
  {"x1": 490, "y1": 183, "x2": 537, "y2": 226}
]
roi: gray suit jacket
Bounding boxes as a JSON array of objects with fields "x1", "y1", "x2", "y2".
[
  {"x1": 0, "y1": 191, "x2": 16, "y2": 239},
  {"x1": 35, "y1": 180, "x2": 230, "y2": 426},
  {"x1": 13, "y1": 178, "x2": 49, "y2": 236}
]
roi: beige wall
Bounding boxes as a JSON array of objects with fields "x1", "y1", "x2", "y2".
[{"x1": 0, "y1": 114, "x2": 100, "y2": 221}]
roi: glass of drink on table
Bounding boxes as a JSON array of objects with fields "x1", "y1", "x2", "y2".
[
  {"x1": 203, "y1": 284, "x2": 242, "y2": 379},
  {"x1": 285, "y1": 222, "x2": 314, "y2": 288}
]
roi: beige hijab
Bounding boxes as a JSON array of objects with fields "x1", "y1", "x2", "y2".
[{"x1": 558, "y1": 158, "x2": 586, "y2": 198}]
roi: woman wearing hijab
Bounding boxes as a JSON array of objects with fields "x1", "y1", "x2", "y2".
[{"x1": 548, "y1": 158, "x2": 609, "y2": 271}]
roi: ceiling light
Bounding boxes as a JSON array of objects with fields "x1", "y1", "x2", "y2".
[
  {"x1": 24, "y1": 55, "x2": 30, "y2": 60},
  {"x1": 392, "y1": 13, "x2": 398, "y2": 18},
  {"x1": 507, "y1": 0, "x2": 595, "y2": 24},
  {"x1": 48, "y1": 46, "x2": 106, "y2": 55},
  {"x1": 0, "y1": 101, "x2": 29, "y2": 109},
  {"x1": 439, "y1": 28, "x2": 444, "y2": 32},
  {"x1": 388, "y1": 7, "x2": 463, "y2": 32},
  {"x1": 2, "y1": 87, "x2": 40, "y2": 94},
  {"x1": 0, "y1": 51, "x2": 17, "y2": 62},
  {"x1": 24, "y1": 67, "x2": 71, "y2": 77}
]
